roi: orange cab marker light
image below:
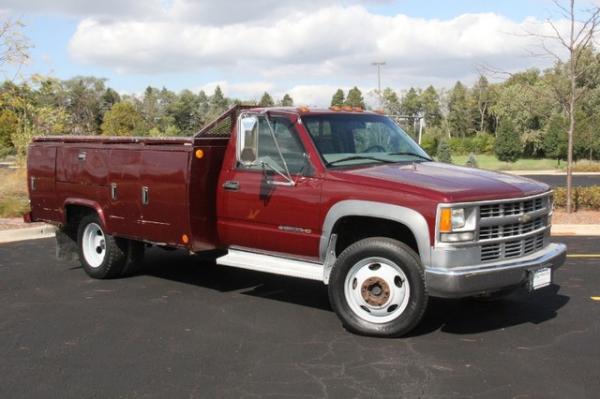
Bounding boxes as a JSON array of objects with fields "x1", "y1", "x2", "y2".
[
  {"x1": 329, "y1": 106, "x2": 341, "y2": 112},
  {"x1": 195, "y1": 149, "x2": 204, "y2": 159},
  {"x1": 341, "y1": 105, "x2": 353, "y2": 112},
  {"x1": 297, "y1": 106, "x2": 310, "y2": 113},
  {"x1": 182, "y1": 234, "x2": 189, "y2": 244},
  {"x1": 439, "y1": 208, "x2": 452, "y2": 233},
  {"x1": 353, "y1": 107, "x2": 363, "y2": 112},
  {"x1": 374, "y1": 109, "x2": 385, "y2": 115}
]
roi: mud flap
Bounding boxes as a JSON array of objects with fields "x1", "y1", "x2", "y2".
[{"x1": 55, "y1": 227, "x2": 79, "y2": 262}]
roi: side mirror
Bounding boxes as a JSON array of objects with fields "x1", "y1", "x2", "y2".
[{"x1": 238, "y1": 115, "x2": 259, "y2": 166}]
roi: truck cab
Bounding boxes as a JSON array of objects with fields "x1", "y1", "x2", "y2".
[{"x1": 26, "y1": 105, "x2": 567, "y2": 337}]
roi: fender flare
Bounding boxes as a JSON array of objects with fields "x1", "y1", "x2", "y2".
[
  {"x1": 63, "y1": 198, "x2": 108, "y2": 230},
  {"x1": 319, "y1": 200, "x2": 432, "y2": 266}
]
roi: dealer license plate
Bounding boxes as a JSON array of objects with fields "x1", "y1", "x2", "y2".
[{"x1": 530, "y1": 268, "x2": 552, "y2": 290}]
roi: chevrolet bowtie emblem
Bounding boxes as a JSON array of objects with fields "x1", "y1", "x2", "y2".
[{"x1": 519, "y1": 213, "x2": 532, "y2": 223}]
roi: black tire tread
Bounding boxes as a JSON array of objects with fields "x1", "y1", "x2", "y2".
[{"x1": 328, "y1": 237, "x2": 428, "y2": 337}]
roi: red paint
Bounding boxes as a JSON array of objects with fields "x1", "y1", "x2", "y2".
[{"x1": 27, "y1": 107, "x2": 549, "y2": 258}]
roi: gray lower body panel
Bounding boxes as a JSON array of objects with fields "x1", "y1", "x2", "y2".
[{"x1": 425, "y1": 243, "x2": 567, "y2": 298}]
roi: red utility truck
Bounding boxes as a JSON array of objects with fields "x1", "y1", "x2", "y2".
[{"x1": 26, "y1": 105, "x2": 566, "y2": 337}]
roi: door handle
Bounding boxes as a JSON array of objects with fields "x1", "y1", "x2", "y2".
[{"x1": 223, "y1": 180, "x2": 240, "y2": 191}]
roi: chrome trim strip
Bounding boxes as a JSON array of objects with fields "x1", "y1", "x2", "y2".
[{"x1": 479, "y1": 208, "x2": 549, "y2": 227}]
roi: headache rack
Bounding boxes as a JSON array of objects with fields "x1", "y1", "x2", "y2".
[{"x1": 195, "y1": 105, "x2": 256, "y2": 138}]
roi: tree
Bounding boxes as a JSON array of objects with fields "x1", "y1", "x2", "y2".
[
  {"x1": 101, "y1": 102, "x2": 145, "y2": 136},
  {"x1": 63, "y1": 76, "x2": 109, "y2": 134},
  {"x1": 495, "y1": 119, "x2": 521, "y2": 162},
  {"x1": 280, "y1": 93, "x2": 294, "y2": 106},
  {"x1": 436, "y1": 140, "x2": 452, "y2": 163},
  {"x1": 400, "y1": 88, "x2": 421, "y2": 117},
  {"x1": 168, "y1": 89, "x2": 207, "y2": 135},
  {"x1": 0, "y1": 17, "x2": 31, "y2": 70},
  {"x1": 0, "y1": 108, "x2": 17, "y2": 147},
  {"x1": 472, "y1": 75, "x2": 493, "y2": 132},
  {"x1": 533, "y1": 0, "x2": 600, "y2": 212},
  {"x1": 419, "y1": 86, "x2": 442, "y2": 127},
  {"x1": 259, "y1": 92, "x2": 274, "y2": 107},
  {"x1": 381, "y1": 88, "x2": 401, "y2": 114},
  {"x1": 447, "y1": 81, "x2": 471, "y2": 137},
  {"x1": 345, "y1": 87, "x2": 365, "y2": 108},
  {"x1": 331, "y1": 89, "x2": 345, "y2": 106}
]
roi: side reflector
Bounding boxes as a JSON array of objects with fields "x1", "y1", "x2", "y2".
[
  {"x1": 439, "y1": 208, "x2": 452, "y2": 233},
  {"x1": 195, "y1": 149, "x2": 204, "y2": 159},
  {"x1": 182, "y1": 234, "x2": 189, "y2": 244}
]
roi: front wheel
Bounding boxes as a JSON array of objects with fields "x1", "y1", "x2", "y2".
[{"x1": 328, "y1": 237, "x2": 428, "y2": 337}]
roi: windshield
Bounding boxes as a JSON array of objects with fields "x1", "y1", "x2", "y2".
[{"x1": 302, "y1": 114, "x2": 431, "y2": 167}]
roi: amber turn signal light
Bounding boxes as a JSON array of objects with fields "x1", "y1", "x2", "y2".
[
  {"x1": 439, "y1": 208, "x2": 452, "y2": 233},
  {"x1": 181, "y1": 234, "x2": 189, "y2": 244},
  {"x1": 195, "y1": 149, "x2": 204, "y2": 159}
]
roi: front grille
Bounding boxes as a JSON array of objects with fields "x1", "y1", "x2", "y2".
[
  {"x1": 481, "y1": 232, "x2": 545, "y2": 262},
  {"x1": 477, "y1": 193, "x2": 551, "y2": 262},
  {"x1": 480, "y1": 197, "x2": 544, "y2": 218},
  {"x1": 479, "y1": 216, "x2": 546, "y2": 240}
]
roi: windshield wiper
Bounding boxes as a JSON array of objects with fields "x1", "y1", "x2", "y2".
[
  {"x1": 387, "y1": 151, "x2": 432, "y2": 161},
  {"x1": 326, "y1": 155, "x2": 396, "y2": 166}
]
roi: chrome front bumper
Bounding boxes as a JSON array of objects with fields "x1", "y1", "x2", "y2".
[{"x1": 425, "y1": 243, "x2": 567, "y2": 298}]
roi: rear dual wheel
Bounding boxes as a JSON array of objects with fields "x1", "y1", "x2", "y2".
[
  {"x1": 328, "y1": 237, "x2": 428, "y2": 337},
  {"x1": 77, "y1": 214, "x2": 144, "y2": 279}
]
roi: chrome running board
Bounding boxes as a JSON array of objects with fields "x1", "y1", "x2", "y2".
[{"x1": 216, "y1": 249, "x2": 324, "y2": 282}]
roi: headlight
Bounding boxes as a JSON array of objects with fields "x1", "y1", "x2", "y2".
[
  {"x1": 438, "y1": 206, "x2": 476, "y2": 243},
  {"x1": 451, "y1": 208, "x2": 465, "y2": 229}
]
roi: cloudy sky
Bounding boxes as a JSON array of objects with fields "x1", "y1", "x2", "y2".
[{"x1": 1, "y1": 0, "x2": 598, "y2": 105}]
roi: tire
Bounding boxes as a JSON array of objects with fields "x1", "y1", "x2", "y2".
[
  {"x1": 77, "y1": 214, "x2": 143, "y2": 279},
  {"x1": 328, "y1": 237, "x2": 428, "y2": 337}
]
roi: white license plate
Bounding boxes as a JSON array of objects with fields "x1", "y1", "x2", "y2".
[{"x1": 531, "y1": 267, "x2": 552, "y2": 290}]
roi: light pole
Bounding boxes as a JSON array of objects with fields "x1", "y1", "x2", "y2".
[{"x1": 372, "y1": 61, "x2": 386, "y2": 106}]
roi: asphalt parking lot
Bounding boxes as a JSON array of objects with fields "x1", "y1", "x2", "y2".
[{"x1": 1, "y1": 236, "x2": 598, "y2": 398}]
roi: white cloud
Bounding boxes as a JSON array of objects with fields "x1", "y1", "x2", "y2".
[
  {"x1": 198, "y1": 80, "x2": 274, "y2": 100},
  {"x1": 69, "y1": 6, "x2": 570, "y2": 80}
]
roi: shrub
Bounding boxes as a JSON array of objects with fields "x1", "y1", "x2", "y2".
[
  {"x1": 0, "y1": 169, "x2": 29, "y2": 218},
  {"x1": 437, "y1": 140, "x2": 452, "y2": 163},
  {"x1": 465, "y1": 152, "x2": 478, "y2": 168},
  {"x1": 572, "y1": 160, "x2": 600, "y2": 172},
  {"x1": 473, "y1": 133, "x2": 495, "y2": 154},
  {"x1": 495, "y1": 119, "x2": 521, "y2": 162},
  {"x1": 553, "y1": 186, "x2": 600, "y2": 210},
  {"x1": 420, "y1": 134, "x2": 438, "y2": 157}
]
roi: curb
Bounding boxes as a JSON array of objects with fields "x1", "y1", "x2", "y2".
[
  {"x1": 0, "y1": 225, "x2": 57, "y2": 244},
  {"x1": 551, "y1": 224, "x2": 600, "y2": 236}
]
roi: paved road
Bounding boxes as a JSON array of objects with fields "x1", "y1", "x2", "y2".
[
  {"x1": 522, "y1": 174, "x2": 600, "y2": 187},
  {"x1": 1, "y1": 236, "x2": 598, "y2": 398}
]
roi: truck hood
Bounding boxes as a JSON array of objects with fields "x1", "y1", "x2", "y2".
[{"x1": 334, "y1": 161, "x2": 550, "y2": 202}]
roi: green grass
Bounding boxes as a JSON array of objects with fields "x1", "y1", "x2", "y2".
[{"x1": 451, "y1": 155, "x2": 564, "y2": 171}]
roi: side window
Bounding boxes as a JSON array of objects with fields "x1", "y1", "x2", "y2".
[{"x1": 241, "y1": 116, "x2": 307, "y2": 175}]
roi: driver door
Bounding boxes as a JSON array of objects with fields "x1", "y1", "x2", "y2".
[{"x1": 218, "y1": 114, "x2": 322, "y2": 260}]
